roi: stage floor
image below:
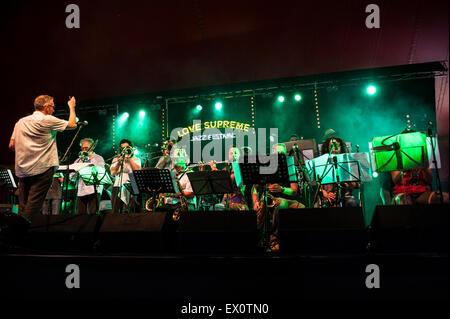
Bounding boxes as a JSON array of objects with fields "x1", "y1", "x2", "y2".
[{"x1": 1, "y1": 251, "x2": 447, "y2": 303}]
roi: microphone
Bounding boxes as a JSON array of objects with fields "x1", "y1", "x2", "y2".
[{"x1": 77, "y1": 120, "x2": 88, "y2": 126}]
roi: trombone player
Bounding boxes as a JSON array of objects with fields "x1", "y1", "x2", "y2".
[
  {"x1": 71, "y1": 138, "x2": 105, "y2": 214},
  {"x1": 110, "y1": 139, "x2": 141, "y2": 213}
]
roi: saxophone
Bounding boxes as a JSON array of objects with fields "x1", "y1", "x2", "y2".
[{"x1": 172, "y1": 172, "x2": 189, "y2": 221}]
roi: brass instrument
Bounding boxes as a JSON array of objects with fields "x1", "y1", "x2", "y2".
[
  {"x1": 145, "y1": 193, "x2": 164, "y2": 212},
  {"x1": 78, "y1": 139, "x2": 98, "y2": 162},
  {"x1": 172, "y1": 172, "x2": 189, "y2": 221},
  {"x1": 121, "y1": 145, "x2": 134, "y2": 158}
]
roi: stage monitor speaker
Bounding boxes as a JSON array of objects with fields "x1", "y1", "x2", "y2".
[
  {"x1": 176, "y1": 211, "x2": 258, "y2": 253},
  {"x1": 98, "y1": 212, "x2": 172, "y2": 253},
  {"x1": 370, "y1": 204, "x2": 449, "y2": 253},
  {"x1": 278, "y1": 207, "x2": 368, "y2": 254},
  {"x1": 0, "y1": 211, "x2": 29, "y2": 251},
  {"x1": 27, "y1": 214, "x2": 100, "y2": 252}
]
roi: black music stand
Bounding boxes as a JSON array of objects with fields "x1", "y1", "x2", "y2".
[
  {"x1": 129, "y1": 168, "x2": 179, "y2": 212},
  {"x1": 233, "y1": 153, "x2": 295, "y2": 252},
  {"x1": 187, "y1": 171, "x2": 234, "y2": 211},
  {"x1": 0, "y1": 169, "x2": 17, "y2": 210},
  {"x1": 0, "y1": 168, "x2": 17, "y2": 188}
]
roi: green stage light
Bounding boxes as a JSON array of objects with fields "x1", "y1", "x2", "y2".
[
  {"x1": 215, "y1": 102, "x2": 223, "y2": 111},
  {"x1": 139, "y1": 110, "x2": 145, "y2": 119},
  {"x1": 277, "y1": 95, "x2": 285, "y2": 102},
  {"x1": 196, "y1": 104, "x2": 203, "y2": 111},
  {"x1": 118, "y1": 112, "x2": 129, "y2": 127},
  {"x1": 372, "y1": 172, "x2": 378, "y2": 178},
  {"x1": 366, "y1": 85, "x2": 377, "y2": 95},
  {"x1": 134, "y1": 147, "x2": 140, "y2": 156},
  {"x1": 294, "y1": 94, "x2": 302, "y2": 101}
]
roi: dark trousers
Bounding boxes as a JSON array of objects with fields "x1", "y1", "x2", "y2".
[
  {"x1": 76, "y1": 194, "x2": 100, "y2": 214},
  {"x1": 18, "y1": 167, "x2": 54, "y2": 222},
  {"x1": 111, "y1": 186, "x2": 136, "y2": 214}
]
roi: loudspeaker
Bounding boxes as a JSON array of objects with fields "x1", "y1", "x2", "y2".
[
  {"x1": 0, "y1": 212, "x2": 29, "y2": 251},
  {"x1": 370, "y1": 204, "x2": 449, "y2": 253},
  {"x1": 278, "y1": 208, "x2": 368, "y2": 254},
  {"x1": 27, "y1": 214, "x2": 100, "y2": 252},
  {"x1": 97, "y1": 212, "x2": 172, "y2": 253},
  {"x1": 176, "y1": 211, "x2": 258, "y2": 253}
]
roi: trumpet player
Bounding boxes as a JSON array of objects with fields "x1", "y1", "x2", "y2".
[
  {"x1": 110, "y1": 139, "x2": 141, "y2": 213},
  {"x1": 72, "y1": 138, "x2": 105, "y2": 214}
]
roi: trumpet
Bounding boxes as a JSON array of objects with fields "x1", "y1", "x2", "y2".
[{"x1": 120, "y1": 145, "x2": 134, "y2": 158}]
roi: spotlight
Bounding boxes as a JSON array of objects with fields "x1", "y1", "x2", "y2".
[
  {"x1": 139, "y1": 110, "x2": 145, "y2": 119},
  {"x1": 277, "y1": 95, "x2": 285, "y2": 103},
  {"x1": 372, "y1": 172, "x2": 378, "y2": 178},
  {"x1": 196, "y1": 104, "x2": 202, "y2": 111},
  {"x1": 366, "y1": 85, "x2": 377, "y2": 95},
  {"x1": 215, "y1": 102, "x2": 223, "y2": 111},
  {"x1": 294, "y1": 94, "x2": 302, "y2": 101}
]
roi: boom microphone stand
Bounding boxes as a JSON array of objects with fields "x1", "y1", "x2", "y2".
[{"x1": 427, "y1": 121, "x2": 444, "y2": 204}]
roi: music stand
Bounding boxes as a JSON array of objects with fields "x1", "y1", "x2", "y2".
[
  {"x1": 283, "y1": 139, "x2": 318, "y2": 166},
  {"x1": 0, "y1": 168, "x2": 17, "y2": 188},
  {"x1": 305, "y1": 153, "x2": 372, "y2": 207},
  {"x1": 233, "y1": 153, "x2": 295, "y2": 252},
  {"x1": 187, "y1": 170, "x2": 235, "y2": 210},
  {"x1": 78, "y1": 166, "x2": 112, "y2": 213},
  {"x1": 371, "y1": 131, "x2": 428, "y2": 172},
  {"x1": 129, "y1": 168, "x2": 179, "y2": 212}
]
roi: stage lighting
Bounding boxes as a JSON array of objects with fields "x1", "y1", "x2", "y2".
[
  {"x1": 372, "y1": 172, "x2": 378, "y2": 178},
  {"x1": 366, "y1": 85, "x2": 377, "y2": 95},
  {"x1": 139, "y1": 110, "x2": 145, "y2": 118},
  {"x1": 215, "y1": 102, "x2": 223, "y2": 111},
  {"x1": 294, "y1": 94, "x2": 302, "y2": 101},
  {"x1": 134, "y1": 147, "x2": 140, "y2": 156},
  {"x1": 196, "y1": 104, "x2": 202, "y2": 111},
  {"x1": 277, "y1": 95, "x2": 285, "y2": 102},
  {"x1": 118, "y1": 112, "x2": 129, "y2": 127}
]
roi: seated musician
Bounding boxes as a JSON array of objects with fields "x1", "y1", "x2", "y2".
[
  {"x1": 319, "y1": 136, "x2": 359, "y2": 207},
  {"x1": 71, "y1": 138, "x2": 105, "y2": 214},
  {"x1": 252, "y1": 143, "x2": 305, "y2": 251},
  {"x1": 110, "y1": 139, "x2": 141, "y2": 213},
  {"x1": 391, "y1": 168, "x2": 449, "y2": 205},
  {"x1": 160, "y1": 148, "x2": 196, "y2": 217},
  {"x1": 208, "y1": 146, "x2": 249, "y2": 211}
]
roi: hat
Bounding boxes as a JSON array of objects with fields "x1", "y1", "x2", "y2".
[{"x1": 322, "y1": 128, "x2": 338, "y2": 141}]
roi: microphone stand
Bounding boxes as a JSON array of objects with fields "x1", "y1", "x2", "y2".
[
  {"x1": 59, "y1": 124, "x2": 84, "y2": 214},
  {"x1": 293, "y1": 146, "x2": 314, "y2": 208},
  {"x1": 311, "y1": 142, "x2": 337, "y2": 208}
]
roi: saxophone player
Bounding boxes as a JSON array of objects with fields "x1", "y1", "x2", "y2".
[
  {"x1": 110, "y1": 139, "x2": 141, "y2": 213},
  {"x1": 252, "y1": 143, "x2": 305, "y2": 251}
]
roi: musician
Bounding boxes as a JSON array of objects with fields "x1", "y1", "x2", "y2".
[
  {"x1": 209, "y1": 146, "x2": 248, "y2": 210},
  {"x1": 319, "y1": 136, "x2": 358, "y2": 207},
  {"x1": 110, "y1": 139, "x2": 141, "y2": 213},
  {"x1": 252, "y1": 143, "x2": 305, "y2": 251},
  {"x1": 391, "y1": 168, "x2": 449, "y2": 205},
  {"x1": 155, "y1": 138, "x2": 175, "y2": 170},
  {"x1": 168, "y1": 148, "x2": 196, "y2": 209},
  {"x1": 42, "y1": 173, "x2": 64, "y2": 215},
  {"x1": 71, "y1": 138, "x2": 105, "y2": 214},
  {"x1": 9, "y1": 95, "x2": 77, "y2": 222}
]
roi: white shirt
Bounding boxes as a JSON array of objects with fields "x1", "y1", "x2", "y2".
[
  {"x1": 111, "y1": 155, "x2": 141, "y2": 187},
  {"x1": 11, "y1": 111, "x2": 68, "y2": 178},
  {"x1": 72, "y1": 153, "x2": 105, "y2": 197}
]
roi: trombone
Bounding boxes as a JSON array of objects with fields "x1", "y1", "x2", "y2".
[{"x1": 78, "y1": 139, "x2": 98, "y2": 162}]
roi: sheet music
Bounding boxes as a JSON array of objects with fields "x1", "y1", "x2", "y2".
[
  {"x1": 57, "y1": 163, "x2": 93, "y2": 172},
  {"x1": 305, "y1": 152, "x2": 372, "y2": 183}
]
